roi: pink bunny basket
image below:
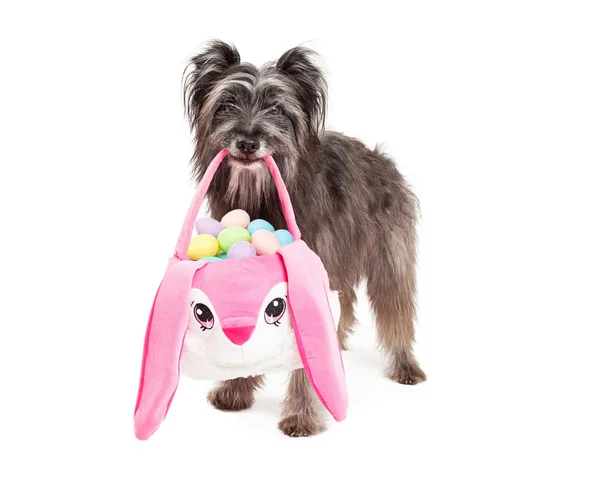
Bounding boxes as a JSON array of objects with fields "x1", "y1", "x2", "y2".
[{"x1": 134, "y1": 150, "x2": 348, "y2": 440}]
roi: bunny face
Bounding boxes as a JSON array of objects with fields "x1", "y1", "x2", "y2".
[
  {"x1": 134, "y1": 239, "x2": 348, "y2": 440},
  {"x1": 180, "y1": 253, "x2": 303, "y2": 380}
]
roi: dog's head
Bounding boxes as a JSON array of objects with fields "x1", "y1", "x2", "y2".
[{"x1": 183, "y1": 41, "x2": 326, "y2": 188}]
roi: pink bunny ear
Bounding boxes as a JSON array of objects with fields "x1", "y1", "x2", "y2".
[
  {"x1": 134, "y1": 259, "x2": 207, "y2": 440},
  {"x1": 278, "y1": 241, "x2": 348, "y2": 421}
]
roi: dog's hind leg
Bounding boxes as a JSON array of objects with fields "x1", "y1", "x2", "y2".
[
  {"x1": 366, "y1": 228, "x2": 426, "y2": 385},
  {"x1": 207, "y1": 375, "x2": 264, "y2": 411},
  {"x1": 336, "y1": 288, "x2": 358, "y2": 351},
  {"x1": 278, "y1": 369, "x2": 326, "y2": 437}
]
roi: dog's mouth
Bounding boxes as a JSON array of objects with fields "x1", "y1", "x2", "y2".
[{"x1": 227, "y1": 153, "x2": 264, "y2": 166}]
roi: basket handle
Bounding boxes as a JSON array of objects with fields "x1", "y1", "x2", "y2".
[{"x1": 174, "y1": 149, "x2": 301, "y2": 260}]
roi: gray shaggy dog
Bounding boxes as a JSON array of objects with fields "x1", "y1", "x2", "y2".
[{"x1": 184, "y1": 40, "x2": 425, "y2": 437}]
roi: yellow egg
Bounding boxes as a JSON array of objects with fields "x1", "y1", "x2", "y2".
[{"x1": 187, "y1": 234, "x2": 219, "y2": 260}]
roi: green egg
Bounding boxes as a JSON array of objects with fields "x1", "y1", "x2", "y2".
[{"x1": 217, "y1": 226, "x2": 251, "y2": 252}]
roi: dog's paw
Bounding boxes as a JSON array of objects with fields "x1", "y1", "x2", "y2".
[
  {"x1": 207, "y1": 385, "x2": 254, "y2": 411},
  {"x1": 389, "y1": 361, "x2": 427, "y2": 385},
  {"x1": 278, "y1": 414, "x2": 326, "y2": 437}
]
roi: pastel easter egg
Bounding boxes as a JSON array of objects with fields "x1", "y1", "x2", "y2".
[
  {"x1": 227, "y1": 241, "x2": 257, "y2": 260},
  {"x1": 187, "y1": 234, "x2": 219, "y2": 260},
  {"x1": 251, "y1": 230, "x2": 281, "y2": 256},
  {"x1": 217, "y1": 226, "x2": 251, "y2": 252},
  {"x1": 221, "y1": 209, "x2": 251, "y2": 228},
  {"x1": 198, "y1": 256, "x2": 222, "y2": 263},
  {"x1": 274, "y1": 229, "x2": 294, "y2": 246},
  {"x1": 195, "y1": 217, "x2": 223, "y2": 238},
  {"x1": 247, "y1": 219, "x2": 275, "y2": 236},
  {"x1": 217, "y1": 252, "x2": 228, "y2": 260}
]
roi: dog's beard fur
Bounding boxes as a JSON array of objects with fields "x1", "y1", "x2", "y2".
[
  {"x1": 224, "y1": 159, "x2": 270, "y2": 210},
  {"x1": 183, "y1": 41, "x2": 426, "y2": 437}
]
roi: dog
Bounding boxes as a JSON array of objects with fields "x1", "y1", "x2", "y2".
[{"x1": 183, "y1": 40, "x2": 425, "y2": 437}]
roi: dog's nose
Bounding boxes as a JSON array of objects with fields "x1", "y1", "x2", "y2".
[{"x1": 236, "y1": 139, "x2": 259, "y2": 154}]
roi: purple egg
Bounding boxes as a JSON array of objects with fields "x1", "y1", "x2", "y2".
[
  {"x1": 226, "y1": 241, "x2": 256, "y2": 260},
  {"x1": 195, "y1": 217, "x2": 223, "y2": 238}
]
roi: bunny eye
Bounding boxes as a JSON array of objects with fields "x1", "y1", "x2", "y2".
[
  {"x1": 264, "y1": 297, "x2": 286, "y2": 326},
  {"x1": 193, "y1": 303, "x2": 214, "y2": 331}
]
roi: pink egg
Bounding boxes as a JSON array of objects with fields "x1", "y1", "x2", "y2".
[
  {"x1": 221, "y1": 209, "x2": 251, "y2": 228},
  {"x1": 251, "y1": 230, "x2": 281, "y2": 256}
]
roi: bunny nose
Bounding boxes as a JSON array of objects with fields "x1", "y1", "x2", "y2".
[{"x1": 221, "y1": 317, "x2": 256, "y2": 345}]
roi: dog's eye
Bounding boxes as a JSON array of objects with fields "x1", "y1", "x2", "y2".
[
  {"x1": 193, "y1": 303, "x2": 214, "y2": 330},
  {"x1": 264, "y1": 297, "x2": 286, "y2": 325},
  {"x1": 218, "y1": 102, "x2": 234, "y2": 113},
  {"x1": 268, "y1": 105, "x2": 281, "y2": 115}
]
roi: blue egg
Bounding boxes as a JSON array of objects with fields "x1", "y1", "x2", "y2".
[
  {"x1": 247, "y1": 219, "x2": 275, "y2": 236},
  {"x1": 217, "y1": 253, "x2": 228, "y2": 260},
  {"x1": 274, "y1": 229, "x2": 294, "y2": 246},
  {"x1": 198, "y1": 256, "x2": 222, "y2": 262}
]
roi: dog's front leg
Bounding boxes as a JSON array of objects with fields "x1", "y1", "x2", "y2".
[
  {"x1": 278, "y1": 368, "x2": 326, "y2": 437},
  {"x1": 208, "y1": 376, "x2": 264, "y2": 411}
]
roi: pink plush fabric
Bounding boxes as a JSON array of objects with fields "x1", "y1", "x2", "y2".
[
  {"x1": 277, "y1": 240, "x2": 348, "y2": 422},
  {"x1": 174, "y1": 149, "x2": 229, "y2": 261},
  {"x1": 134, "y1": 258, "x2": 205, "y2": 440},
  {"x1": 261, "y1": 154, "x2": 301, "y2": 241},
  {"x1": 134, "y1": 150, "x2": 347, "y2": 440}
]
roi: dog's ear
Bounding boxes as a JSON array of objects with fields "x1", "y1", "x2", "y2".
[
  {"x1": 277, "y1": 47, "x2": 327, "y2": 136},
  {"x1": 184, "y1": 40, "x2": 240, "y2": 127}
]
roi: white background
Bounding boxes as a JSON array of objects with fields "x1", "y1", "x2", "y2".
[{"x1": 1, "y1": 1, "x2": 599, "y2": 478}]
